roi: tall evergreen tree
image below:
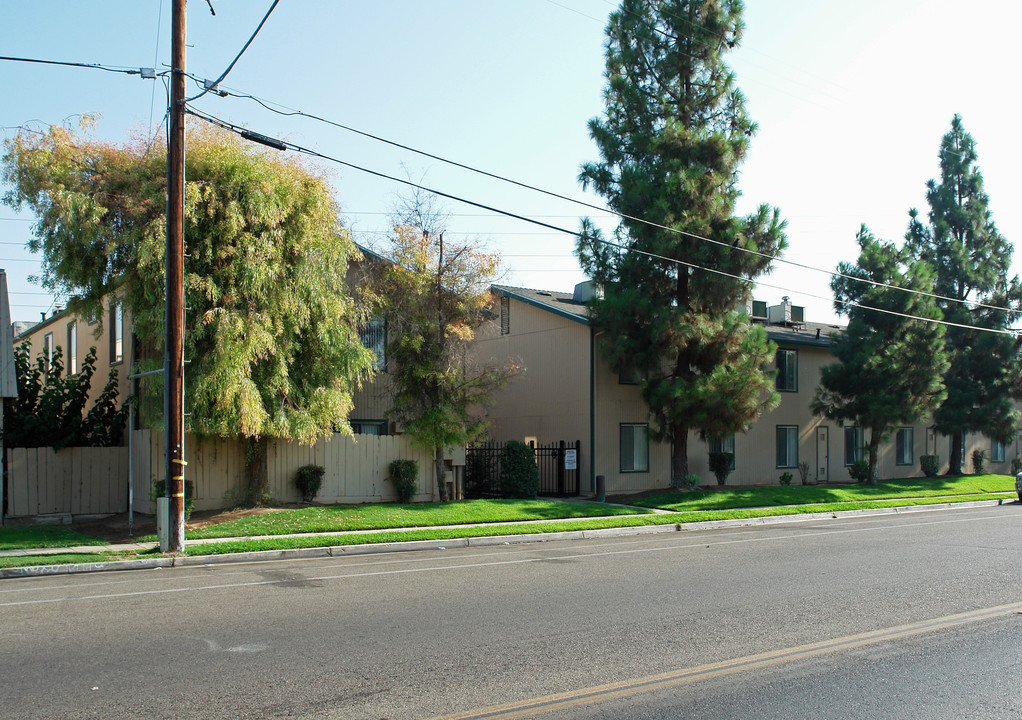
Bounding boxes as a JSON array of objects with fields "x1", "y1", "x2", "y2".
[
  {"x1": 905, "y1": 115, "x2": 1021, "y2": 474},
  {"x1": 577, "y1": 0, "x2": 787, "y2": 484},
  {"x1": 812, "y1": 228, "x2": 948, "y2": 483}
]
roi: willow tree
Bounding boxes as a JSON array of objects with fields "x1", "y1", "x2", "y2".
[
  {"x1": 2, "y1": 121, "x2": 376, "y2": 504},
  {"x1": 577, "y1": 0, "x2": 787, "y2": 485},
  {"x1": 812, "y1": 228, "x2": 948, "y2": 483},
  {"x1": 904, "y1": 116, "x2": 1021, "y2": 474}
]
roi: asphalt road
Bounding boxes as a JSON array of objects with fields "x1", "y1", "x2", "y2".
[{"x1": 2, "y1": 504, "x2": 1022, "y2": 719}]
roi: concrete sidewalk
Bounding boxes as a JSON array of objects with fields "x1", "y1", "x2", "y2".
[{"x1": 1, "y1": 497, "x2": 1013, "y2": 579}]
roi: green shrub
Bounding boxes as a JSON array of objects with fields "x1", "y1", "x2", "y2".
[
  {"x1": 294, "y1": 464, "x2": 325, "y2": 503},
  {"x1": 1011, "y1": 457, "x2": 1022, "y2": 476},
  {"x1": 152, "y1": 479, "x2": 196, "y2": 519},
  {"x1": 778, "y1": 471, "x2": 793, "y2": 486},
  {"x1": 920, "y1": 454, "x2": 939, "y2": 478},
  {"x1": 972, "y1": 449, "x2": 987, "y2": 475},
  {"x1": 499, "y1": 441, "x2": 540, "y2": 499},
  {"x1": 684, "y1": 473, "x2": 701, "y2": 489},
  {"x1": 848, "y1": 460, "x2": 871, "y2": 483},
  {"x1": 708, "y1": 452, "x2": 733, "y2": 486},
  {"x1": 388, "y1": 460, "x2": 418, "y2": 503}
]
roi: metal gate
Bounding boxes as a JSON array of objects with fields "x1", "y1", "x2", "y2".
[{"x1": 465, "y1": 440, "x2": 580, "y2": 498}]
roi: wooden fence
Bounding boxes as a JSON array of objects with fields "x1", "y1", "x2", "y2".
[
  {"x1": 5, "y1": 431, "x2": 454, "y2": 520},
  {"x1": 6, "y1": 446, "x2": 128, "y2": 518}
]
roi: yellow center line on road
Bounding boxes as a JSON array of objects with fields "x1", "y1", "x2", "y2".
[{"x1": 426, "y1": 601, "x2": 1022, "y2": 720}]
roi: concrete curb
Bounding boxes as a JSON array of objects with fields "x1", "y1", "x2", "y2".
[{"x1": 1, "y1": 498, "x2": 1013, "y2": 579}]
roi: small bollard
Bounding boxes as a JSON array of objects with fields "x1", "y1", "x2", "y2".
[{"x1": 596, "y1": 474, "x2": 606, "y2": 503}]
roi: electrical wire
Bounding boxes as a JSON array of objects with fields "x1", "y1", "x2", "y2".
[
  {"x1": 183, "y1": 0, "x2": 281, "y2": 103},
  {"x1": 185, "y1": 107, "x2": 1019, "y2": 338},
  {"x1": 204, "y1": 83, "x2": 1011, "y2": 316},
  {"x1": 0, "y1": 55, "x2": 142, "y2": 75}
]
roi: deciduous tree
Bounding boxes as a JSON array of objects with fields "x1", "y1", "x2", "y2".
[
  {"x1": 2, "y1": 121, "x2": 376, "y2": 503},
  {"x1": 576, "y1": 0, "x2": 787, "y2": 485},
  {"x1": 380, "y1": 206, "x2": 515, "y2": 502},
  {"x1": 812, "y1": 228, "x2": 948, "y2": 483}
]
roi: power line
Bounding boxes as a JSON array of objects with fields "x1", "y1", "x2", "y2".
[
  {"x1": 186, "y1": 108, "x2": 1018, "y2": 338},
  {"x1": 184, "y1": 0, "x2": 280, "y2": 103},
  {"x1": 207, "y1": 83, "x2": 1011, "y2": 317},
  {"x1": 0, "y1": 55, "x2": 143, "y2": 75}
]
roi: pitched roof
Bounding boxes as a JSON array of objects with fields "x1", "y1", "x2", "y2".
[{"x1": 492, "y1": 284, "x2": 844, "y2": 347}]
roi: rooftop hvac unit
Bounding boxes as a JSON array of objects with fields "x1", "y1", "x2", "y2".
[
  {"x1": 791, "y1": 304, "x2": 805, "y2": 324},
  {"x1": 751, "y1": 300, "x2": 767, "y2": 320}
]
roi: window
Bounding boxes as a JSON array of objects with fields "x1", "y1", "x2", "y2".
[
  {"x1": 618, "y1": 361, "x2": 643, "y2": 385},
  {"x1": 351, "y1": 420, "x2": 387, "y2": 436},
  {"x1": 66, "y1": 321, "x2": 77, "y2": 375},
  {"x1": 500, "y1": 295, "x2": 510, "y2": 335},
  {"x1": 710, "y1": 433, "x2": 736, "y2": 471},
  {"x1": 776, "y1": 349, "x2": 797, "y2": 392},
  {"x1": 776, "y1": 426, "x2": 798, "y2": 468},
  {"x1": 43, "y1": 332, "x2": 54, "y2": 375},
  {"x1": 845, "y1": 426, "x2": 865, "y2": 466},
  {"x1": 359, "y1": 316, "x2": 387, "y2": 371},
  {"x1": 992, "y1": 438, "x2": 1005, "y2": 463},
  {"x1": 620, "y1": 423, "x2": 649, "y2": 473},
  {"x1": 896, "y1": 427, "x2": 913, "y2": 466},
  {"x1": 110, "y1": 301, "x2": 123, "y2": 364}
]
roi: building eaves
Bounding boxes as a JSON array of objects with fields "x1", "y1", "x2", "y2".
[{"x1": 491, "y1": 285, "x2": 590, "y2": 326}]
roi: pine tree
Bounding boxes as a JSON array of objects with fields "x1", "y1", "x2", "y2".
[
  {"x1": 905, "y1": 115, "x2": 1021, "y2": 474},
  {"x1": 577, "y1": 0, "x2": 786, "y2": 485},
  {"x1": 812, "y1": 228, "x2": 948, "y2": 483}
]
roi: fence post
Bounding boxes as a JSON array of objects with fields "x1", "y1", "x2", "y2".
[{"x1": 557, "y1": 440, "x2": 565, "y2": 497}]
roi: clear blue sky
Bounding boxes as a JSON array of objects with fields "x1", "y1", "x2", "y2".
[{"x1": 2, "y1": 0, "x2": 1020, "y2": 326}]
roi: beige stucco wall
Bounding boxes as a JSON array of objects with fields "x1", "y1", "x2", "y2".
[
  {"x1": 473, "y1": 299, "x2": 593, "y2": 489},
  {"x1": 478, "y1": 292, "x2": 1021, "y2": 496}
]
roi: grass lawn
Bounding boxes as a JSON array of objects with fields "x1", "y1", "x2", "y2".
[
  {"x1": 631, "y1": 474, "x2": 1015, "y2": 512},
  {"x1": 164, "y1": 498, "x2": 652, "y2": 541},
  {"x1": 0, "y1": 525, "x2": 106, "y2": 552}
]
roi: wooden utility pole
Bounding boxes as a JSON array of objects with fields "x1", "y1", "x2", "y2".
[{"x1": 165, "y1": 0, "x2": 187, "y2": 553}]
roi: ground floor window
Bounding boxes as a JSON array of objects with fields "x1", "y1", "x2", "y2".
[
  {"x1": 351, "y1": 420, "x2": 387, "y2": 436},
  {"x1": 620, "y1": 423, "x2": 649, "y2": 473},
  {"x1": 845, "y1": 426, "x2": 865, "y2": 466},
  {"x1": 896, "y1": 427, "x2": 913, "y2": 466},
  {"x1": 709, "y1": 433, "x2": 736, "y2": 470},
  {"x1": 991, "y1": 437, "x2": 1005, "y2": 463},
  {"x1": 776, "y1": 426, "x2": 798, "y2": 469}
]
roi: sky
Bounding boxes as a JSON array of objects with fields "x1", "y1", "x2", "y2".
[{"x1": 1, "y1": 0, "x2": 1021, "y2": 327}]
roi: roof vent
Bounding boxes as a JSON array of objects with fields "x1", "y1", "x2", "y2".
[{"x1": 573, "y1": 281, "x2": 602, "y2": 303}]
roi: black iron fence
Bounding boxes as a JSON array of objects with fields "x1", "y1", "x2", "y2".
[{"x1": 465, "y1": 440, "x2": 580, "y2": 498}]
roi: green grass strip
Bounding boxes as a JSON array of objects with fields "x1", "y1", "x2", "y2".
[
  {"x1": 177, "y1": 498, "x2": 650, "y2": 540},
  {"x1": 0, "y1": 552, "x2": 117, "y2": 570},
  {"x1": 633, "y1": 474, "x2": 1014, "y2": 512},
  {"x1": 0, "y1": 525, "x2": 106, "y2": 551}
]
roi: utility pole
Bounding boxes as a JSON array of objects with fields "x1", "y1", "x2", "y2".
[{"x1": 165, "y1": 0, "x2": 187, "y2": 553}]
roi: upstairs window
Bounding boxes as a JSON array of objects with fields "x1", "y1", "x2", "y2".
[
  {"x1": 500, "y1": 295, "x2": 510, "y2": 335},
  {"x1": 776, "y1": 349, "x2": 797, "y2": 392},
  {"x1": 110, "y1": 301, "x2": 123, "y2": 365},
  {"x1": 359, "y1": 316, "x2": 387, "y2": 371},
  {"x1": 43, "y1": 332, "x2": 54, "y2": 375},
  {"x1": 66, "y1": 321, "x2": 77, "y2": 375}
]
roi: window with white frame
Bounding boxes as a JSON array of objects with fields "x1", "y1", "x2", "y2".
[
  {"x1": 710, "y1": 433, "x2": 736, "y2": 471},
  {"x1": 66, "y1": 321, "x2": 77, "y2": 375},
  {"x1": 351, "y1": 420, "x2": 387, "y2": 436},
  {"x1": 896, "y1": 427, "x2": 913, "y2": 466},
  {"x1": 620, "y1": 423, "x2": 649, "y2": 473},
  {"x1": 43, "y1": 332, "x2": 54, "y2": 375},
  {"x1": 845, "y1": 426, "x2": 865, "y2": 466},
  {"x1": 109, "y1": 301, "x2": 123, "y2": 364},
  {"x1": 775, "y1": 349, "x2": 797, "y2": 392},
  {"x1": 776, "y1": 425, "x2": 798, "y2": 468}
]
